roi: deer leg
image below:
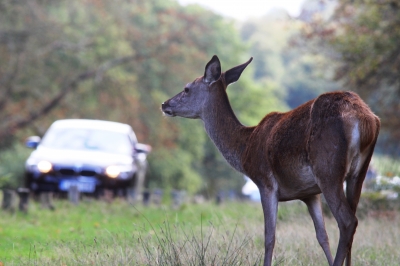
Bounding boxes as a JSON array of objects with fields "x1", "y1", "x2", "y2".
[
  {"x1": 302, "y1": 194, "x2": 334, "y2": 266},
  {"x1": 344, "y1": 178, "x2": 363, "y2": 266},
  {"x1": 259, "y1": 187, "x2": 278, "y2": 266},
  {"x1": 320, "y1": 185, "x2": 357, "y2": 266},
  {"x1": 309, "y1": 119, "x2": 359, "y2": 266},
  {"x1": 344, "y1": 155, "x2": 372, "y2": 266}
]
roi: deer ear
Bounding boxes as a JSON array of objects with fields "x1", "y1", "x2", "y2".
[
  {"x1": 203, "y1": 55, "x2": 221, "y2": 84},
  {"x1": 224, "y1": 57, "x2": 253, "y2": 86}
]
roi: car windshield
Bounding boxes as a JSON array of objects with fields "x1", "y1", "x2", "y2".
[{"x1": 40, "y1": 127, "x2": 132, "y2": 155}]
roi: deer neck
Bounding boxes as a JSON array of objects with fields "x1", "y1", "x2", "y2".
[{"x1": 202, "y1": 91, "x2": 250, "y2": 174}]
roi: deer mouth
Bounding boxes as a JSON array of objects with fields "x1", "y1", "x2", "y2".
[{"x1": 163, "y1": 110, "x2": 175, "y2": 117}]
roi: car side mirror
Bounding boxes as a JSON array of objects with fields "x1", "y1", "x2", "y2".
[
  {"x1": 25, "y1": 136, "x2": 41, "y2": 149},
  {"x1": 134, "y1": 143, "x2": 151, "y2": 154}
]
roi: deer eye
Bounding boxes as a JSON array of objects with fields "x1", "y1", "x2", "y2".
[{"x1": 184, "y1": 87, "x2": 189, "y2": 93}]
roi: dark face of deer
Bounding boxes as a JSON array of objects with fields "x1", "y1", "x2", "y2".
[
  {"x1": 161, "y1": 77, "x2": 211, "y2": 119},
  {"x1": 161, "y1": 55, "x2": 253, "y2": 119}
]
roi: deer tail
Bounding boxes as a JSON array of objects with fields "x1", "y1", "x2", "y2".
[{"x1": 359, "y1": 114, "x2": 380, "y2": 153}]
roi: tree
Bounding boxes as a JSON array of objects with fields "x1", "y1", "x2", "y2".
[
  {"x1": 1, "y1": 0, "x2": 287, "y2": 194},
  {"x1": 0, "y1": 0, "x2": 137, "y2": 147},
  {"x1": 240, "y1": 10, "x2": 340, "y2": 110},
  {"x1": 301, "y1": 0, "x2": 400, "y2": 153}
]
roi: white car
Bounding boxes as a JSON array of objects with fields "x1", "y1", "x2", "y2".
[
  {"x1": 24, "y1": 119, "x2": 150, "y2": 196},
  {"x1": 242, "y1": 176, "x2": 261, "y2": 201}
]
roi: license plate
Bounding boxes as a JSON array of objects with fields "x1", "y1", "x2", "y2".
[{"x1": 59, "y1": 178, "x2": 96, "y2": 193}]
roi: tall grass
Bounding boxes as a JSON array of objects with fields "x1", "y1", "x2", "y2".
[{"x1": 1, "y1": 199, "x2": 399, "y2": 265}]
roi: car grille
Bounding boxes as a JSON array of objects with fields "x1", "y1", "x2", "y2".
[
  {"x1": 55, "y1": 167, "x2": 98, "y2": 178},
  {"x1": 80, "y1": 170, "x2": 96, "y2": 176},
  {"x1": 59, "y1": 168, "x2": 75, "y2": 175}
]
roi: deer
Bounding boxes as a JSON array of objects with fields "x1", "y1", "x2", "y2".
[{"x1": 161, "y1": 55, "x2": 380, "y2": 266}]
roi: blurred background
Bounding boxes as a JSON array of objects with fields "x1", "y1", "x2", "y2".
[{"x1": 1, "y1": 0, "x2": 400, "y2": 199}]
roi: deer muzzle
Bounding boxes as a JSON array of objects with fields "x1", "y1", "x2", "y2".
[{"x1": 161, "y1": 102, "x2": 175, "y2": 117}]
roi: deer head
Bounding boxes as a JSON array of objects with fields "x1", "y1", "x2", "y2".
[{"x1": 161, "y1": 55, "x2": 253, "y2": 119}]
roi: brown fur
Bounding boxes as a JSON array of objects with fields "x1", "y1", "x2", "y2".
[{"x1": 162, "y1": 56, "x2": 380, "y2": 266}]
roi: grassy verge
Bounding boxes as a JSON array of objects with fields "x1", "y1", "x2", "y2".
[
  {"x1": 0, "y1": 199, "x2": 264, "y2": 265},
  {"x1": 0, "y1": 198, "x2": 399, "y2": 265}
]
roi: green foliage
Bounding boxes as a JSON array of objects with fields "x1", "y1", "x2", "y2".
[
  {"x1": 229, "y1": 75, "x2": 286, "y2": 126},
  {"x1": 0, "y1": 174, "x2": 12, "y2": 189},
  {"x1": 148, "y1": 147, "x2": 203, "y2": 194},
  {"x1": 4, "y1": 0, "x2": 362, "y2": 196},
  {"x1": 0, "y1": 0, "x2": 289, "y2": 195},
  {"x1": 0, "y1": 142, "x2": 31, "y2": 189},
  {"x1": 240, "y1": 13, "x2": 340, "y2": 110},
  {"x1": 372, "y1": 155, "x2": 400, "y2": 177}
]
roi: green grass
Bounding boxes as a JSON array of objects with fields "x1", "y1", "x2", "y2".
[
  {"x1": 0, "y1": 199, "x2": 265, "y2": 264},
  {"x1": 0, "y1": 198, "x2": 399, "y2": 265}
]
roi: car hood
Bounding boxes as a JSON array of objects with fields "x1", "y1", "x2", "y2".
[{"x1": 27, "y1": 146, "x2": 133, "y2": 167}]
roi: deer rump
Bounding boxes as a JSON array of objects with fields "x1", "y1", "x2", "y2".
[{"x1": 242, "y1": 91, "x2": 380, "y2": 202}]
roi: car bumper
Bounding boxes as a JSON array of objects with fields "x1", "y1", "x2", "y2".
[{"x1": 26, "y1": 172, "x2": 134, "y2": 193}]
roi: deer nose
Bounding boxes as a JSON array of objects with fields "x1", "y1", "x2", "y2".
[
  {"x1": 161, "y1": 101, "x2": 171, "y2": 111},
  {"x1": 161, "y1": 101, "x2": 175, "y2": 117},
  {"x1": 162, "y1": 101, "x2": 174, "y2": 108}
]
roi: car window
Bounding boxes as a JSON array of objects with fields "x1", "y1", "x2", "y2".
[{"x1": 40, "y1": 127, "x2": 132, "y2": 155}]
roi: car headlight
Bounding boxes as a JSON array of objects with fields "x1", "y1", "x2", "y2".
[
  {"x1": 105, "y1": 165, "x2": 134, "y2": 179},
  {"x1": 105, "y1": 166, "x2": 120, "y2": 178},
  {"x1": 37, "y1": 160, "x2": 52, "y2": 173}
]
